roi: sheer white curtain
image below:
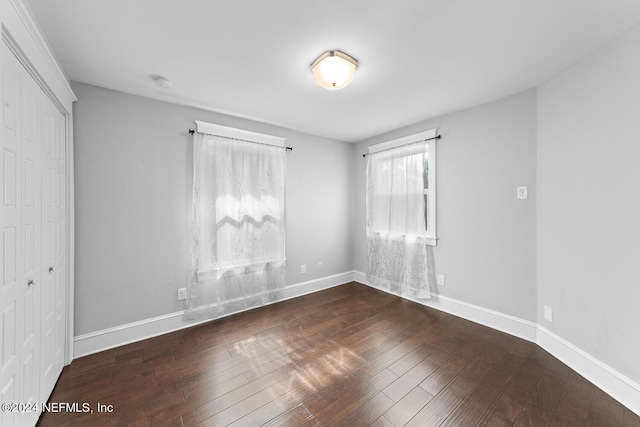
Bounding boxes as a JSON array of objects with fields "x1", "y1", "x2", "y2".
[
  {"x1": 186, "y1": 133, "x2": 286, "y2": 319},
  {"x1": 366, "y1": 141, "x2": 432, "y2": 299}
]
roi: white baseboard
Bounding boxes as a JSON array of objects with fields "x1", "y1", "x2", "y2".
[
  {"x1": 353, "y1": 271, "x2": 640, "y2": 417},
  {"x1": 353, "y1": 271, "x2": 537, "y2": 342},
  {"x1": 73, "y1": 310, "x2": 204, "y2": 359},
  {"x1": 537, "y1": 326, "x2": 640, "y2": 417},
  {"x1": 284, "y1": 271, "x2": 354, "y2": 300},
  {"x1": 73, "y1": 271, "x2": 355, "y2": 358}
]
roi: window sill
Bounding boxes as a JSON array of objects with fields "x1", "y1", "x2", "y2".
[
  {"x1": 425, "y1": 237, "x2": 438, "y2": 246},
  {"x1": 367, "y1": 232, "x2": 438, "y2": 246}
]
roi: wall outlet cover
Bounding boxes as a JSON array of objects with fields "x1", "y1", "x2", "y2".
[{"x1": 517, "y1": 186, "x2": 528, "y2": 199}]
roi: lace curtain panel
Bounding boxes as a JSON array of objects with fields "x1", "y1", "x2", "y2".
[
  {"x1": 186, "y1": 133, "x2": 286, "y2": 320},
  {"x1": 366, "y1": 142, "x2": 433, "y2": 299}
]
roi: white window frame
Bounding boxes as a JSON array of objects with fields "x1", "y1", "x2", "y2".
[{"x1": 367, "y1": 128, "x2": 438, "y2": 246}]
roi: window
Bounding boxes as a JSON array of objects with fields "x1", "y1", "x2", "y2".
[
  {"x1": 367, "y1": 129, "x2": 437, "y2": 245},
  {"x1": 186, "y1": 121, "x2": 287, "y2": 319},
  {"x1": 365, "y1": 129, "x2": 438, "y2": 299}
]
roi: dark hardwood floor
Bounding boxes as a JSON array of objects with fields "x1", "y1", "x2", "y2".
[{"x1": 38, "y1": 282, "x2": 639, "y2": 426}]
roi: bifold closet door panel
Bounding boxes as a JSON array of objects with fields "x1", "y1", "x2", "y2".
[
  {"x1": 40, "y1": 92, "x2": 65, "y2": 403},
  {"x1": 1, "y1": 39, "x2": 24, "y2": 427},
  {"x1": 18, "y1": 57, "x2": 43, "y2": 427},
  {"x1": 1, "y1": 40, "x2": 43, "y2": 427}
]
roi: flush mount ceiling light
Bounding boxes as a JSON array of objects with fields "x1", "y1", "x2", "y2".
[
  {"x1": 153, "y1": 76, "x2": 174, "y2": 89},
  {"x1": 310, "y1": 50, "x2": 358, "y2": 90}
]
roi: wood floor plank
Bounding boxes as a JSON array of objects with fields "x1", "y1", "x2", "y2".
[
  {"x1": 370, "y1": 415, "x2": 396, "y2": 427},
  {"x1": 405, "y1": 386, "x2": 465, "y2": 427},
  {"x1": 336, "y1": 392, "x2": 395, "y2": 427},
  {"x1": 37, "y1": 282, "x2": 640, "y2": 427},
  {"x1": 383, "y1": 357, "x2": 440, "y2": 402},
  {"x1": 383, "y1": 385, "x2": 434, "y2": 426},
  {"x1": 179, "y1": 365, "x2": 297, "y2": 426},
  {"x1": 440, "y1": 398, "x2": 488, "y2": 427},
  {"x1": 624, "y1": 408, "x2": 640, "y2": 427},
  {"x1": 587, "y1": 387, "x2": 625, "y2": 426},
  {"x1": 419, "y1": 335, "x2": 491, "y2": 397},
  {"x1": 387, "y1": 341, "x2": 436, "y2": 377},
  {"x1": 479, "y1": 350, "x2": 549, "y2": 426},
  {"x1": 260, "y1": 403, "x2": 317, "y2": 427},
  {"x1": 307, "y1": 369, "x2": 398, "y2": 426},
  {"x1": 549, "y1": 371, "x2": 595, "y2": 426}
]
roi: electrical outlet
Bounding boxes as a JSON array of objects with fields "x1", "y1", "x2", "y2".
[
  {"x1": 517, "y1": 186, "x2": 528, "y2": 200},
  {"x1": 437, "y1": 275, "x2": 445, "y2": 286},
  {"x1": 544, "y1": 305, "x2": 553, "y2": 322},
  {"x1": 301, "y1": 264, "x2": 307, "y2": 274},
  {"x1": 178, "y1": 288, "x2": 187, "y2": 301},
  {"x1": 317, "y1": 261, "x2": 323, "y2": 271}
]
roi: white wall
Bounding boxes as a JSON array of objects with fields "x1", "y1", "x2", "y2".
[
  {"x1": 72, "y1": 82, "x2": 354, "y2": 335},
  {"x1": 537, "y1": 24, "x2": 640, "y2": 385},
  {"x1": 354, "y1": 90, "x2": 537, "y2": 322}
]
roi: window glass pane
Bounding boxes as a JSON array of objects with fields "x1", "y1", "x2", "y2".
[
  {"x1": 424, "y1": 192, "x2": 429, "y2": 231},
  {"x1": 423, "y1": 151, "x2": 429, "y2": 189},
  {"x1": 423, "y1": 150, "x2": 429, "y2": 231}
]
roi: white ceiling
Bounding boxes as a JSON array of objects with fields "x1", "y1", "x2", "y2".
[{"x1": 26, "y1": 0, "x2": 640, "y2": 143}]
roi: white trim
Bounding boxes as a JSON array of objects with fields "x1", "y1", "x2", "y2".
[
  {"x1": 427, "y1": 136, "x2": 437, "y2": 241},
  {"x1": 73, "y1": 271, "x2": 355, "y2": 358},
  {"x1": 2, "y1": 0, "x2": 76, "y2": 112},
  {"x1": 65, "y1": 113, "x2": 75, "y2": 365},
  {"x1": 424, "y1": 237, "x2": 438, "y2": 246},
  {"x1": 353, "y1": 271, "x2": 536, "y2": 342},
  {"x1": 9, "y1": 0, "x2": 75, "y2": 106},
  {"x1": 194, "y1": 120, "x2": 286, "y2": 147},
  {"x1": 537, "y1": 326, "x2": 640, "y2": 417},
  {"x1": 367, "y1": 128, "x2": 436, "y2": 154},
  {"x1": 284, "y1": 271, "x2": 353, "y2": 300}
]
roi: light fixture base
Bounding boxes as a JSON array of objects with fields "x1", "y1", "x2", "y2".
[{"x1": 310, "y1": 50, "x2": 358, "y2": 90}]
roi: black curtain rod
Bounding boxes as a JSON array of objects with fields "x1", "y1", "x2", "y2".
[
  {"x1": 188, "y1": 129, "x2": 293, "y2": 151},
  {"x1": 362, "y1": 134, "x2": 441, "y2": 157}
]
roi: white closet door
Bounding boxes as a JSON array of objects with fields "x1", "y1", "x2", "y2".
[
  {"x1": 17, "y1": 56, "x2": 42, "y2": 427},
  {"x1": 40, "y1": 93, "x2": 64, "y2": 401},
  {"x1": 1, "y1": 40, "x2": 66, "y2": 426},
  {"x1": 1, "y1": 39, "x2": 24, "y2": 427},
  {"x1": 1, "y1": 40, "x2": 43, "y2": 427}
]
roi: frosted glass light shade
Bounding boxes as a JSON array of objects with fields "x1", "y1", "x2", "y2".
[{"x1": 310, "y1": 50, "x2": 358, "y2": 90}]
